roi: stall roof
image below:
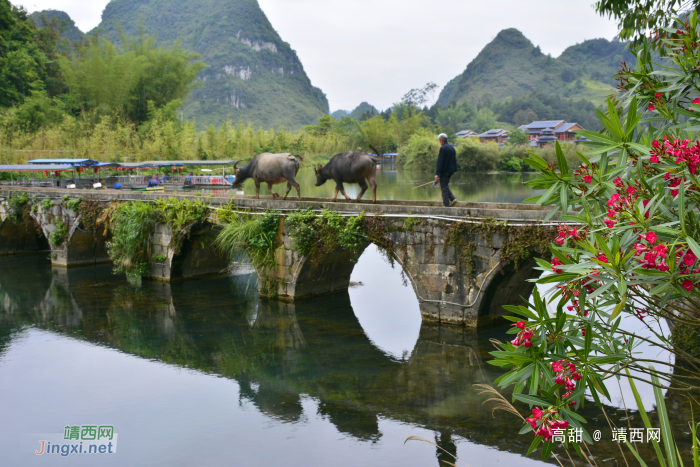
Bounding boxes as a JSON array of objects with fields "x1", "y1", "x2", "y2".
[
  {"x1": 136, "y1": 160, "x2": 240, "y2": 167},
  {"x1": 0, "y1": 164, "x2": 75, "y2": 172},
  {"x1": 27, "y1": 158, "x2": 100, "y2": 166}
]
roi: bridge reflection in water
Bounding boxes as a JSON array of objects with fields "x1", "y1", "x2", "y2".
[{"x1": 0, "y1": 254, "x2": 693, "y2": 466}]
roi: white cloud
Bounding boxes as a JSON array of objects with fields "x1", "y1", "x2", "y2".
[{"x1": 16, "y1": 0, "x2": 620, "y2": 113}]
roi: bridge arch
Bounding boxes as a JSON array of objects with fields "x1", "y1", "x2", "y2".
[
  {"x1": 149, "y1": 222, "x2": 230, "y2": 281},
  {"x1": 476, "y1": 257, "x2": 543, "y2": 326},
  {"x1": 269, "y1": 216, "x2": 553, "y2": 328}
]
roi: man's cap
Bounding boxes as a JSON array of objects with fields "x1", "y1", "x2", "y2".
[{"x1": 438, "y1": 133, "x2": 448, "y2": 141}]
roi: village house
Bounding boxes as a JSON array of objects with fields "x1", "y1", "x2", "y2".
[
  {"x1": 520, "y1": 120, "x2": 583, "y2": 142},
  {"x1": 479, "y1": 129, "x2": 509, "y2": 144},
  {"x1": 456, "y1": 130, "x2": 480, "y2": 139}
]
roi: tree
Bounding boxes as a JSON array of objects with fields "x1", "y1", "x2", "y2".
[
  {"x1": 121, "y1": 27, "x2": 206, "y2": 125},
  {"x1": 58, "y1": 28, "x2": 204, "y2": 125},
  {"x1": 435, "y1": 106, "x2": 468, "y2": 134},
  {"x1": 506, "y1": 128, "x2": 528, "y2": 145},
  {"x1": 513, "y1": 109, "x2": 537, "y2": 126},
  {"x1": 595, "y1": 0, "x2": 700, "y2": 43},
  {"x1": 0, "y1": 0, "x2": 63, "y2": 107},
  {"x1": 402, "y1": 82, "x2": 438, "y2": 107},
  {"x1": 470, "y1": 107, "x2": 499, "y2": 133}
]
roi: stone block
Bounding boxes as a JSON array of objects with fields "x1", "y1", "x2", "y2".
[
  {"x1": 433, "y1": 245, "x2": 456, "y2": 265},
  {"x1": 492, "y1": 232, "x2": 506, "y2": 249},
  {"x1": 474, "y1": 244, "x2": 495, "y2": 260}
]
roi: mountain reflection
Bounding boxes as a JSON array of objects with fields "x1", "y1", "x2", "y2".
[{"x1": 0, "y1": 255, "x2": 692, "y2": 463}]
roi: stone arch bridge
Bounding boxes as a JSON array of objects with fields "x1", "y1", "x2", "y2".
[{"x1": 0, "y1": 187, "x2": 556, "y2": 327}]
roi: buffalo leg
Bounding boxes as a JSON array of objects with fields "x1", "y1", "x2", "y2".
[
  {"x1": 333, "y1": 188, "x2": 339, "y2": 202},
  {"x1": 283, "y1": 181, "x2": 292, "y2": 200},
  {"x1": 337, "y1": 182, "x2": 351, "y2": 201},
  {"x1": 369, "y1": 175, "x2": 377, "y2": 203},
  {"x1": 255, "y1": 181, "x2": 261, "y2": 199},
  {"x1": 267, "y1": 183, "x2": 279, "y2": 199},
  {"x1": 357, "y1": 179, "x2": 368, "y2": 201},
  {"x1": 285, "y1": 175, "x2": 301, "y2": 201}
]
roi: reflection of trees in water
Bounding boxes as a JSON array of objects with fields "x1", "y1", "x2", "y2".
[{"x1": 0, "y1": 259, "x2": 695, "y2": 464}]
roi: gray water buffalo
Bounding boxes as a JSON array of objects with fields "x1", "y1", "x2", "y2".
[
  {"x1": 233, "y1": 153, "x2": 302, "y2": 200},
  {"x1": 314, "y1": 146, "x2": 379, "y2": 202}
]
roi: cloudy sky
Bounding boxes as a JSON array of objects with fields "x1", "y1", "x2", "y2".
[{"x1": 17, "y1": 0, "x2": 619, "y2": 112}]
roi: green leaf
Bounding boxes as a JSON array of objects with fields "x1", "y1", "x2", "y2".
[
  {"x1": 679, "y1": 179, "x2": 686, "y2": 233},
  {"x1": 541, "y1": 440, "x2": 553, "y2": 461},
  {"x1": 537, "y1": 182, "x2": 560, "y2": 206},
  {"x1": 650, "y1": 364, "x2": 677, "y2": 467},
  {"x1": 626, "y1": 440, "x2": 650, "y2": 467},
  {"x1": 560, "y1": 187, "x2": 568, "y2": 215},
  {"x1": 526, "y1": 436, "x2": 543, "y2": 456},
  {"x1": 687, "y1": 237, "x2": 700, "y2": 260},
  {"x1": 513, "y1": 393, "x2": 549, "y2": 407},
  {"x1": 555, "y1": 142, "x2": 569, "y2": 175},
  {"x1": 590, "y1": 354, "x2": 626, "y2": 365},
  {"x1": 610, "y1": 295, "x2": 627, "y2": 321}
]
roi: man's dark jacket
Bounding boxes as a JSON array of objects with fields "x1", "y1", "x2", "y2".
[{"x1": 435, "y1": 143, "x2": 457, "y2": 177}]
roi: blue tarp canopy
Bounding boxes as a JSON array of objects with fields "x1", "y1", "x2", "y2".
[
  {"x1": 135, "y1": 160, "x2": 239, "y2": 167},
  {"x1": 27, "y1": 158, "x2": 100, "y2": 166},
  {"x1": 0, "y1": 164, "x2": 75, "y2": 172}
]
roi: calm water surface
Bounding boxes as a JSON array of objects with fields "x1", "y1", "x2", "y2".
[
  {"x1": 236, "y1": 167, "x2": 540, "y2": 203},
  {"x1": 0, "y1": 245, "x2": 688, "y2": 467},
  {"x1": 0, "y1": 171, "x2": 690, "y2": 465}
]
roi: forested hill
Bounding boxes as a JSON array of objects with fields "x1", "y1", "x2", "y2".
[
  {"x1": 30, "y1": 10, "x2": 84, "y2": 42},
  {"x1": 94, "y1": 0, "x2": 329, "y2": 129},
  {"x1": 437, "y1": 28, "x2": 635, "y2": 108}
]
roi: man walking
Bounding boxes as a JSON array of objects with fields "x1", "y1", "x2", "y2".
[{"x1": 435, "y1": 133, "x2": 458, "y2": 207}]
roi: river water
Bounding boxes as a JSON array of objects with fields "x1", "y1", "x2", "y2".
[
  {"x1": 239, "y1": 167, "x2": 539, "y2": 203},
  {"x1": 0, "y1": 173, "x2": 690, "y2": 466}
]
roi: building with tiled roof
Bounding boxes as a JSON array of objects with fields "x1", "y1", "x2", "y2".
[
  {"x1": 479, "y1": 129, "x2": 510, "y2": 144},
  {"x1": 521, "y1": 120, "x2": 583, "y2": 142},
  {"x1": 456, "y1": 130, "x2": 480, "y2": 138}
]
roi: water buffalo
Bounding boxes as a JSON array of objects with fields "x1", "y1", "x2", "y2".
[
  {"x1": 314, "y1": 146, "x2": 379, "y2": 203},
  {"x1": 233, "y1": 153, "x2": 302, "y2": 200}
]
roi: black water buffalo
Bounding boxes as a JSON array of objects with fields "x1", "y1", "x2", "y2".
[
  {"x1": 233, "y1": 153, "x2": 302, "y2": 200},
  {"x1": 314, "y1": 147, "x2": 379, "y2": 203}
]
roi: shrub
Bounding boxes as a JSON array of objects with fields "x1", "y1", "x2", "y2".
[
  {"x1": 49, "y1": 219, "x2": 67, "y2": 246},
  {"x1": 396, "y1": 129, "x2": 440, "y2": 171},
  {"x1": 101, "y1": 201, "x2": 157, "y2": 276},
  {"x1": 499, "y1": 155, "x2": 523, "y2": 172}
]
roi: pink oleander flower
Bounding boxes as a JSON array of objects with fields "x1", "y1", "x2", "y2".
[
  {"x1": 683, "y1": 279, "x2": 694, "y2": 292},
  {"x1": 551, "y1": 257, "x2": 563, "y2": 274},
  {"x1": 649, "y1": 104, "x2": 655, "y2": 111},
  {"x1": 683, "y1": 250, "x2": 697, "y2": 266},
  {"x1": 583, "y1": 175, "x2": 592, "y2": 183},
  {"x1": 643, "y1": 232, "x2": 657, "y2": 244}
]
